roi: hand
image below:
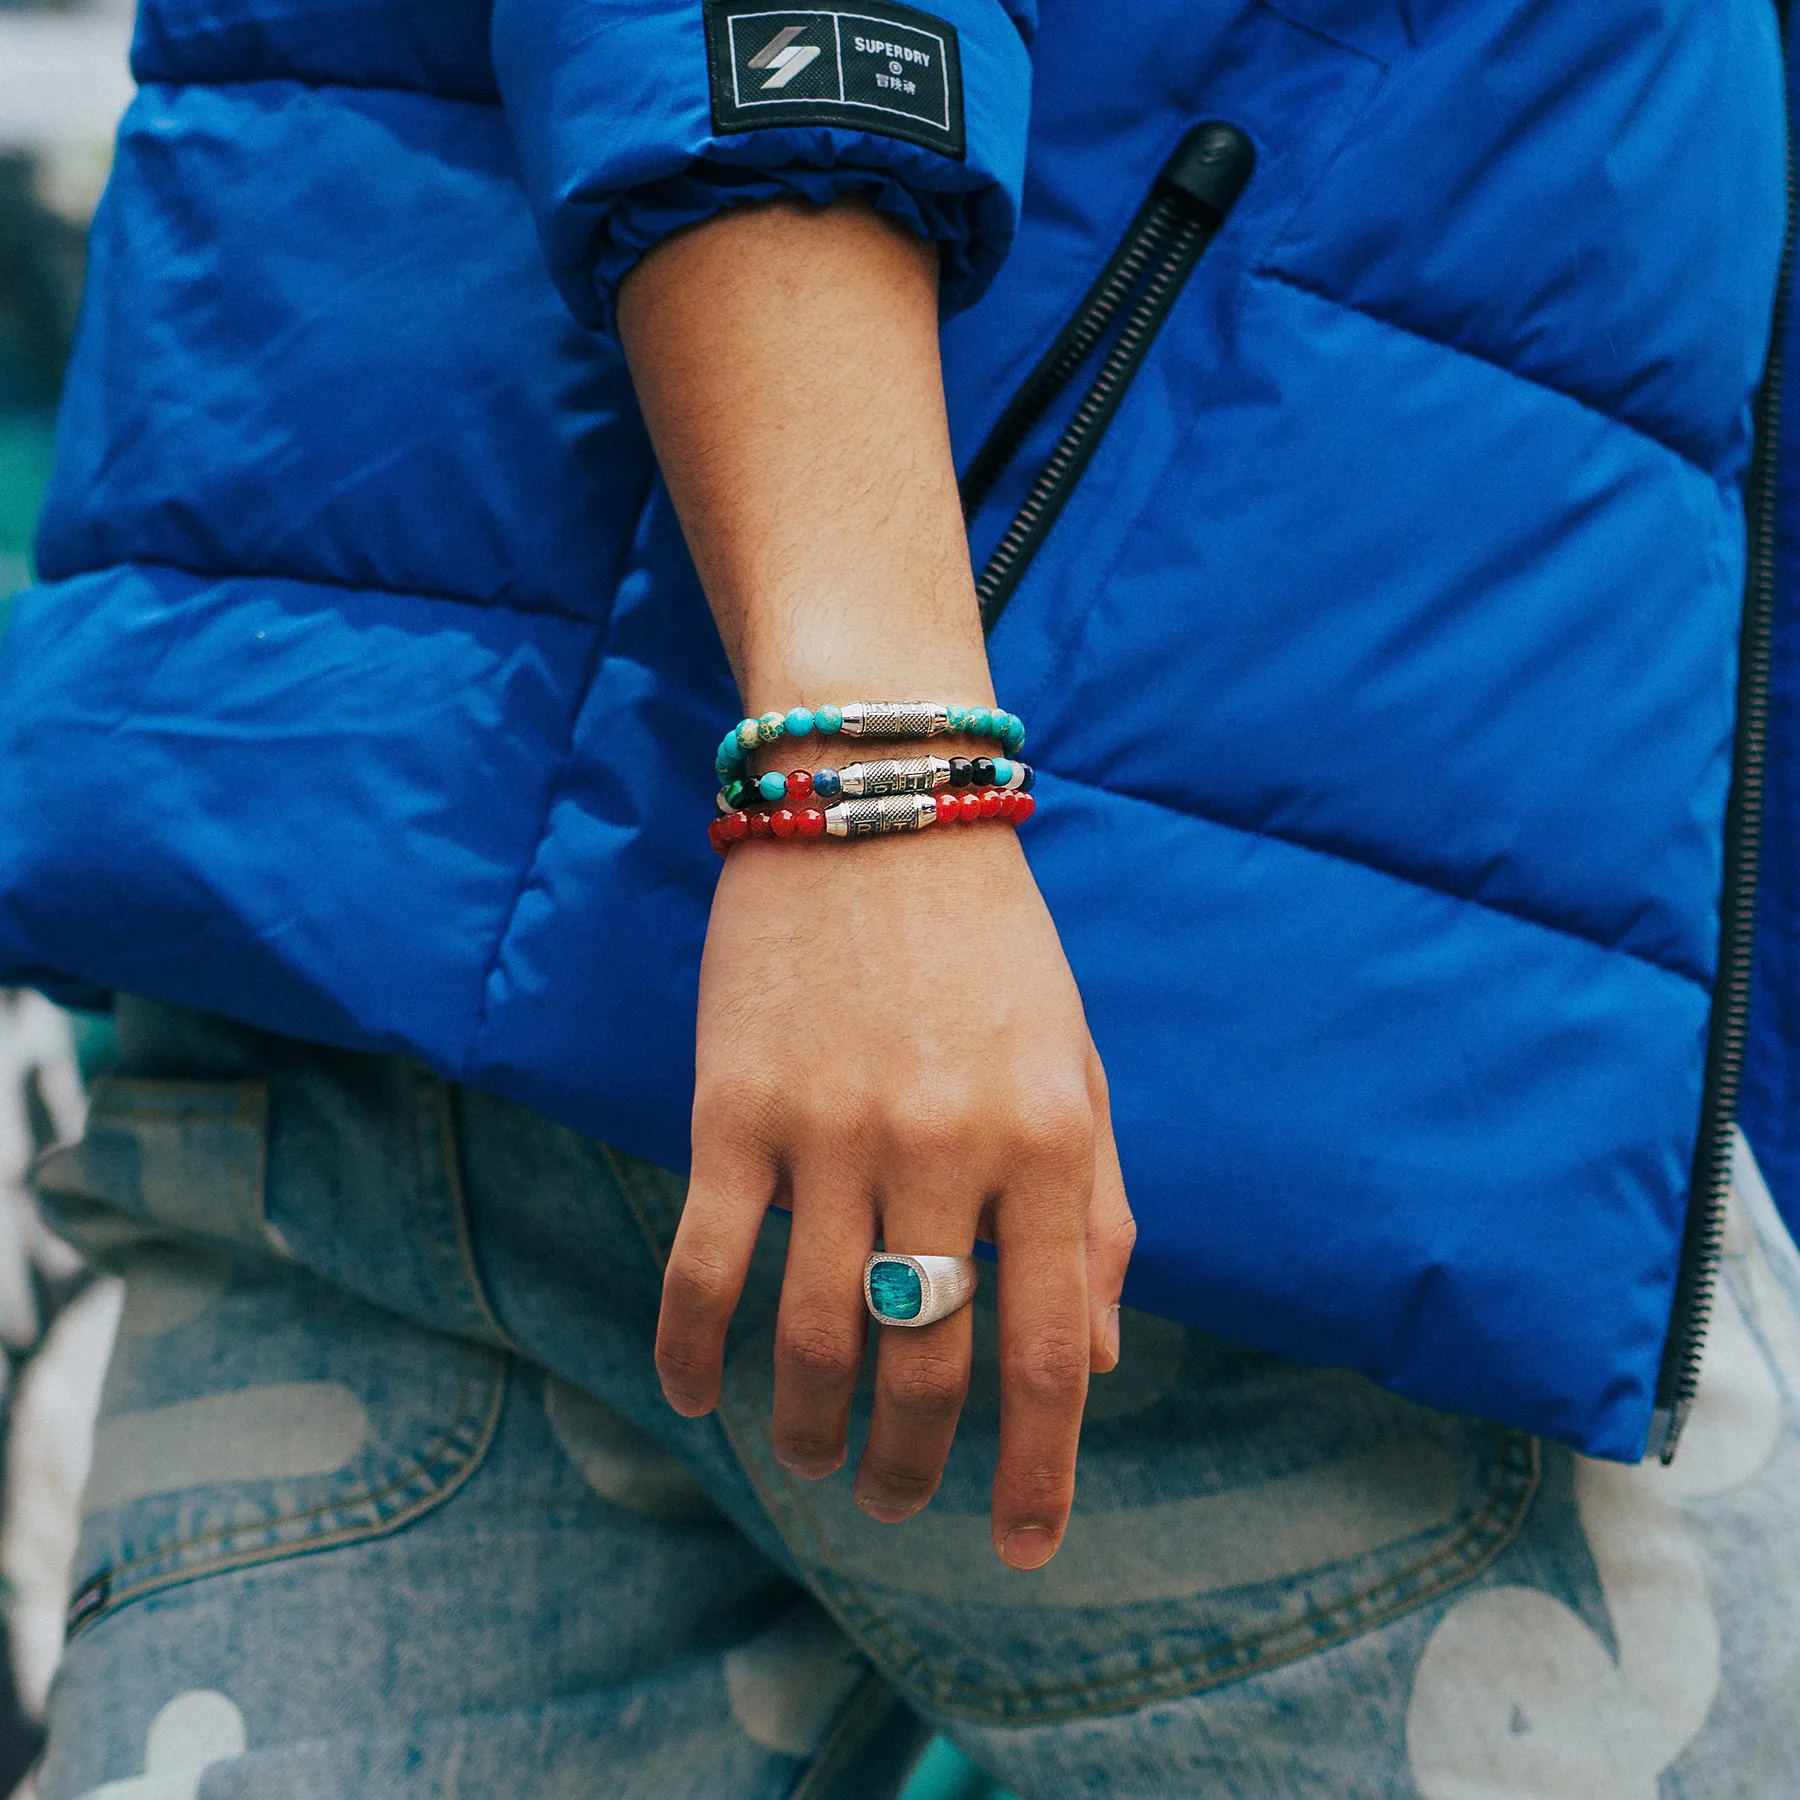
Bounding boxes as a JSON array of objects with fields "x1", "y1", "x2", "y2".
[{"x1": 655, "y1": 823, "x2": 1134, "y2": 1569}]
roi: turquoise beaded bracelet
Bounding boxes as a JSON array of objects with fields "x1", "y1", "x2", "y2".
[{"x1": 714, "y1": 702, "x2": 1025, "y2": 780}]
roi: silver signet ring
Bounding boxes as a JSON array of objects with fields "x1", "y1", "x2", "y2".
[{"x1": 864, "y1": 1253, "x2": 978, "y2": 1327}]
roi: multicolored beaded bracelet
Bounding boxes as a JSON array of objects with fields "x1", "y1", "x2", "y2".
[
  {"x1": 715, "y1": 756, "x2": 1036, "y2": 812},
  {"x1": 707, "y1": 788, "x2": 1036, "y2": 854},
  {"x1": 715, "y1": 702, "x2": 1025, "y2": 778}
]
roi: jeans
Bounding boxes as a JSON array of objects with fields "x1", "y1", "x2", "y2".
[{"x1": 28, "y1": 997, "x2": 1800, "y2": 1798}]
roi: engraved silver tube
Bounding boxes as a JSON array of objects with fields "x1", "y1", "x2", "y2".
[
  {"x1": 824, "y1": 795, "x2": 940, "y2": 838},
  {"x1": 839, "y1": 757, "x2": 951, "y2": 797},
  {"x1": 838, "y1": 702, "x2": 951, "y2": 739}
]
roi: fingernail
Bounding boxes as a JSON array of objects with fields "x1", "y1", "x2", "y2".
[
  {"x1": 856, "y1": 1492, "x2": 922, "y2": 1524},
  {"x1": 1000, "y1": 1526, "x2": 1058, "y2": 1570},
  {"x1": 1102, "y1": 1305, "x2": 1121, "y2": 1370},
  {"x1": 777, "y1": 1453, "x2": 845, "y2": 1480},
  {"x1": 660, "y1": 1385, "x2": 712, "y2": 1419}
]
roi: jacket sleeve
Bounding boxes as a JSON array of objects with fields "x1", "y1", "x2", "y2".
[{"x1": 491, "y1": 0, "x2": 1034, "y2": 332}]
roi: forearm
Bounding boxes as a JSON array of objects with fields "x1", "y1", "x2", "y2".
[{"x1": 617, "y1": 197, "x2": 993, "y2": 711}]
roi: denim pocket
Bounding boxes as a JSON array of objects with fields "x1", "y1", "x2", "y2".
[{"x1": 36, "y1": 1072, "x2": 507, "y2": 1637}]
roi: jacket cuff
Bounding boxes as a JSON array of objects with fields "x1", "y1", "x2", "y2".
[{"x1": 494, "y1": 0, "x2": 1031, "y2": 333}]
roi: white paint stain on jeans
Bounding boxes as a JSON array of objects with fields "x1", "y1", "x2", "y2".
[{"x1": 76, "y1": 1689, "x2": 246, "y2": 1800}]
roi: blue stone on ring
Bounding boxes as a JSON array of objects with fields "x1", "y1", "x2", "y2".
[{"x1": 867, "y1": 1260, "x2": 924, "y2": 1321}]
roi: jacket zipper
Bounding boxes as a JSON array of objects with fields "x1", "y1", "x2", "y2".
[
  {"x1": 962, "y1": 122, "x2": 1254, "y2": 635},
  {"x1": 1648, "y1": 136, "x2": 1793, "y2": 1463}
]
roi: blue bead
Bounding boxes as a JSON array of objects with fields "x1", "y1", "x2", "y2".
[
  {"x1": 758, "y1": 771, "x2": 787, "y2": 802},
  {"x1": 718, "y1": 731, "x2": 746, "y2": 767},
  {"x1": 867, "y1": 1260, "x2": 923, "y2": 1322},
  {"x1": 967, "y1": 707, "x2": 994, "y2": 737},
  {"x1": 785, "y1": 706, "x2": 815, "y2": 738},
  {"x1": 1003, "y1": 716, "x2": 1026, "y2": 753},
  {"x1": 992, "y1": 758, "x2": 1015, "y2": 787},
  {"x1": 1020, "y1": 764, "x2": 1036, "y2": 793},
  {"x1": 813, "y1": 767, "x2": 842, "y2": 799},
  {"x1": 815, "y1": 704, "x2": 844, "y2": 735}
]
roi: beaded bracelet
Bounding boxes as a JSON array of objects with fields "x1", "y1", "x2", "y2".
[
  {"x1": 716, "y1": 756, "x2": 1036, "y2": 813},
  {"x1": 708, "y1": 788, "x2": 1036, "y2": 853},
  {"x1": 715, "y1": 702, "x2": 1025, "y2": 778}
]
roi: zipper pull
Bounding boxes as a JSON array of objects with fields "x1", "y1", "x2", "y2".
[{"x1": 1157, "y1": 122, "x2": 1255, "y2": 225}]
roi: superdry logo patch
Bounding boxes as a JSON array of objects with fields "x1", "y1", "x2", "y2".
[{"x1": 705, "y1": 1, "x2": 965, "y2": 160}]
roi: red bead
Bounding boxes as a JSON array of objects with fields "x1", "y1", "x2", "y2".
[
  {"x1": 723, "y1": 810, "x2": 752, "y2": 841},
  {"x1": 992, "y1": 790, "x2": 1015, "y2": 820},
  {"x1": 935, "y1": 792, "x2": 959, "y2": 825},
  {"x1": 747, "y1": 810, "x2": 774, "y2": 838},
  {"x1": 796, "y1": 807, "x2": 826, "y2": 838},
  {"x1": 770, "y1": 807, "x2": 799, "y2": 839},
  {"x1": 787, "y1": 770, "x2": 813, "y2": 800},
  {"x1": 979, "y1": 789, "x2": 1005, "y2": 819},
  {"x1": 1014, "y1": 793, "x2": 1036, "y2": 823},
  {"x1": 708, "y1": 818, "x2": 729, "y2": 855},
  {"x1": 957, "y1": 791, "x2": 982, "y2": 823}
]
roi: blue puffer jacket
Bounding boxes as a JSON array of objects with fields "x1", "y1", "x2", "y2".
[{"x1": 0, "y1": 0, "x2": 1784, "y2": 1460}]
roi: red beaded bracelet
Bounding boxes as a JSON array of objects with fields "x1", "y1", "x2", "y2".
[{"x1": 707, "y1": 789, "x2": 1035, "y2": 854}]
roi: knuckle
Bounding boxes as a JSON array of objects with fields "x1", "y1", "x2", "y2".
[
  {"x1": 1094, "y1": 1210, "x2": 1138, "y2": 1260},
  {"x1": 1005, "y1": 1452, "x2": 1074, "y2": 1508},
  {"x1": 858, "y1": 1456, "x2": 940, "y2": 1508},
  {"x1": 696, "y1": 1071, "x2": 784, "y2": 1138},
  {"x1": 1010, "y1": 1090, "x2": 1094, "y2": 1171},
  {"x1": 879, "y1": 1348, "x2": 970, "y2": 1419},
  {"x1": 1003, "y1": 1327, "x2": 1090, "y2": 1403},
  {"x1": 663, "y1": 1244, "x2": 741, "y2": 1319},
  {"x1": 777, "y1": 1316, "x2": 865, "y2": 1384},
  {"x1": 655, "y1": 1335, "x2": 715, "y2": 1387},
  {"x1": 887, "y1": 1084, "x2": 984, "y2": 1164}
]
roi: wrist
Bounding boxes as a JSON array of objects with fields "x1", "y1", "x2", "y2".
[{"x1": 732, "y1": 575, "x2": 991, "y2": 715}]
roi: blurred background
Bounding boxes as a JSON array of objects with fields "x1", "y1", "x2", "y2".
[
  {"x1": 1, "y1": 8, "x2": 135, "y2": 1795},
  {"x1": 0, "y1": 7, "x2": 1007, "y2": 1796}
]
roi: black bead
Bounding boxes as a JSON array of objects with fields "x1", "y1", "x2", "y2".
[
  {"x1": 948, "y1": 758, "x2": 973, "y2": 788},
  {"x1": 1020, "y1": 764, "x2": 1036, "y2": 793},
  {"x1": 971, "y1": 758, "x2": 995, "y2": 787}
]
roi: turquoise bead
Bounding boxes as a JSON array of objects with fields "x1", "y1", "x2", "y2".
[
  {"x1": 717, "y1": 731, "x2": 745, "y2": 768},
  {"x1": 815, "y1": 704, "x2": 844, "y2": 734},
  {"x1": 967, "y1": 707, "x2": 994, "y2": 737},
  {"x1": 992, "y1": 758, "x2": 1015, "y2": 787},
  {"x1": 736, "y1": 719, "x2": 761, "y2": 753},
  {"x1": 1002, "y1": 714, "x2": 1026, "y2": 752},
  {"x1": 757, "y1": 711, "x2": 785, "y2": 744},
  {"x1": 785, "y1": 706, "x2": 815, "y2": 738},
  {"x1": 758, "y1": 771, "x2": 787, "y2": 801},
  {"x1": 867, "y1": 1259, "x2": 923, "y2": 1322},
  {"x1": 946, "y1": 704, "x2": 968, "y2": 732}
]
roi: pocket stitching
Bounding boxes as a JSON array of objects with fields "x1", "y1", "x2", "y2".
[
  {"x1": 803, "y1": 1430, "x2": 1542, "y2": 1722},
  {"x1": 68, "y1": 1349, "x2": 507, "y2": 1636}
]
